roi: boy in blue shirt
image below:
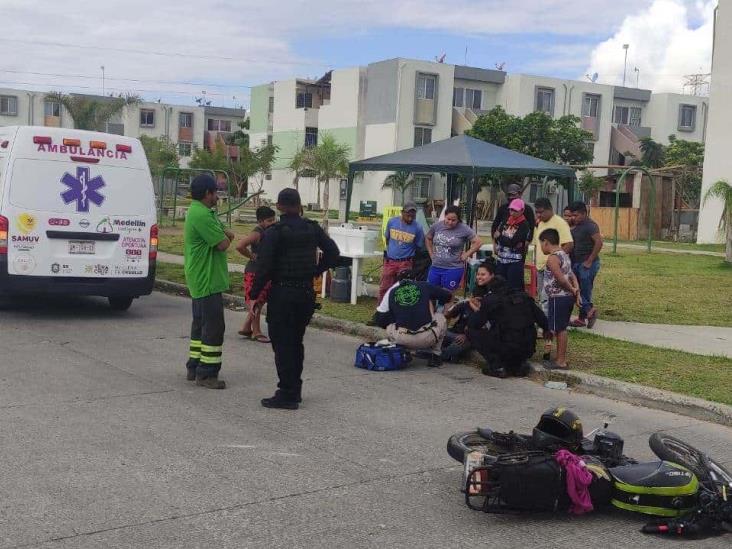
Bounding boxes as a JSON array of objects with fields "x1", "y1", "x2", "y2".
[{"x1": 378, "y1": 202, "x2": 425, "y2": 301}]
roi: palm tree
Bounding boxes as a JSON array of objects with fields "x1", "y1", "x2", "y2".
[
  {"x1": 381, "y1": 171, "x2": 414, "y2": 205},
  {"x1": 308, "y1": 133, "x2": 351, "y2": 230},
  {"x1": 45, "y1": 92, "x2": 141, "y2": 132},
  {"x1": 288, "y1": 147, "x2": 312, "y2": 192},
  {"x1": 703, "y1": 180, "x2": 732, "y2": 263}
]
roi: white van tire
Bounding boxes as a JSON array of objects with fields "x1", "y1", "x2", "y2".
[{"x1": 109, "y1": 296, "x2": 134, "y2": 311}]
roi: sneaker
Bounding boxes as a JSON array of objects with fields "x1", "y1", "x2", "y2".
[
  {"x1": 261, "y1": 395, "x2": 299, "y2": 410},
  {"x1": 196, "y1": 376, "x2": 226, "y2": 389},
  {"x1": 427, "y1": 354, "x2": 442, "y2": 368},
  {"x1": 481, "y1": 365, "x2": 506, "y2": 378},
  {"x1": 569, "y1": 318, "x2": 587, "y2": 328},
  {"x1": 586, "y1": 308, "x2": 598, "y2": 329}
]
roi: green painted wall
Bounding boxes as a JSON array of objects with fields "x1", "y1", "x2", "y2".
[
  {"x1": 319, "y1": 127, "x2": 358, "y2": 160},
  {"x1": 272, "y1": 127, "x2": 358, "y2": 170},
  {"x1": 272, "y1": 130, "x2": 305, "y2": 169},
  {"x1": 249, "y1": 85, "x2": 270, "y2": 134}
]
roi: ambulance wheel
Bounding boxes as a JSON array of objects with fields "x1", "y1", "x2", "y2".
[{"x1": 109, "y1": 296, "x2": 134, "y2": 311}]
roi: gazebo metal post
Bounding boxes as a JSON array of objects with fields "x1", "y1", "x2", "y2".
[
  {"x1": 345, "y1": 169, "x2": 355, "y2": 223},
  {"x1": 612, "y1": 167, "x2": 655, "y2": 253}
]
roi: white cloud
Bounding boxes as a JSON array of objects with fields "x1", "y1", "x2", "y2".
[
  {"x1": 583, "y1": 0, "x2": 715, "y2": 92},
  {"x1": 0, "y1": 0, "x2": 715, "y2": 107}
]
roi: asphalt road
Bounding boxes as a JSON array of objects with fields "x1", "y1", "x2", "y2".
[{"x1": 0, "y1": 292, "x2": 730, "y2": 549}]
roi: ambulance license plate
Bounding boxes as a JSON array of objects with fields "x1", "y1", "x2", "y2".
[{"x1": 69, "y1": 240, "x2": 96, "y2": 255}]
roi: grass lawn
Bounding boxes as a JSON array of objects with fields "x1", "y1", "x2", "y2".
[
  {"x1": 158, "y1": 224, "x2": 256, "y2": 265},
  {"x1": 595, "y1": 249, "x2": 732, "y2": 326},
  {"x1": 617, "y1": 239, "x2": 726, "y2": 254},
  {"x1": 556, "y1": 331, "x2": 732, "y2": 406}
]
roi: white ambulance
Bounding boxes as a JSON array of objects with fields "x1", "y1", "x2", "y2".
[{"x1": 0, "y1": 126, "x2": 157, "y2": 310}]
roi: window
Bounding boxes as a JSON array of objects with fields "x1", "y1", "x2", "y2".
[
  {"x1": 44, "y1": 101, "x2": 60, "y2": 118},
  {"x1": 296, "y1": 92, "x2": 313, "y2": 108},
  {"x1": 585, "y1": 141, "x2": 595, "y2": 158},
  {"x1": 535, "y1": 87, "x2": 554, "y2": 115},
  {"x1": 630, "y1": 107, "x2": 642, "y2": 127},
  {"x1": 0, "y1": 95, "x2": 18, "y2": 116},
  {"x1": 268, "y1": 96, "x2": 274, "y2": 113},
  {"x1": 304, "y1": 127, "x2": 318, "y2": 148},
  {"x1": 140, "y1": 109, "x2": 155, "y2": 127},
  {"x1": 599, "y1": 191, "x2": 632, "y2": 207},
  {"x1": 582, "y1": 94, "x2": 600, "y2": 118},
  {"x1": 179, "y1": 112, "x2": 193, "y2": 128},
  {"x1": 414, "y1": 126, "x2": 432, "y2": 147},
  {"x1": 416, "y1": 74, "x2": 437, "y2": 100},
  {"x1": 452, "y1": 87, "x2": 464, "y2": 107},
  {"x1": 465, "y1": 88, "x2": 482, "y2": 110},
  {"x1": 207, "y1": 119, "x2": 232, "y2": 132},
  {"x1": 412, "y1": 175, "x2": 431, "y2": 200},
  {"x1": 178, "y1": 142, "x2": 192, "y2": 157},
  {"x1": 679, "y1": 105, "x2": 696, "y2": 130}
]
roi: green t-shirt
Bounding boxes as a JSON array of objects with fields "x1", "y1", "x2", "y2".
[{"x1": 184, "y1": 200, "x2": 230, "y2": 299}]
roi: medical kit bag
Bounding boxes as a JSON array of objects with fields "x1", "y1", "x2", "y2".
[{"x1": 354, "y1": 342, "x2": 412, "y2": 371}]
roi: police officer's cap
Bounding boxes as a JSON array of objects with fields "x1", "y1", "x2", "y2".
[
  {"x1": 277, "y1": 188, "x2": 302, "y2": 207},
  {"x1": 191, "y1": 173, "x2": 218, "y2": 195}
]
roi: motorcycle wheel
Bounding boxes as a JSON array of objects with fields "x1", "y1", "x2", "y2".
[
  {"x1": 649, "y1": 432, "x2": 732, "y2": 487},
  {"x1": 446, "y1": 430, "x2": 532, "y2": 463}
]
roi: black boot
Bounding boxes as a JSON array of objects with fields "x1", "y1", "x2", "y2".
[
  {"x1": 261, "y1": 394, "x2": 299, "y2": 410},
  {"x1": 427, "y1": 354, "x2": 442, "y2": 368},
  {"x1": 196, "y1": 375, "x2": 226, "y2": 389}
]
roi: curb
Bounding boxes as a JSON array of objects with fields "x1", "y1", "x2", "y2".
[{"x1": 153, "y1": 279, "x2": 732, "y2": 427}]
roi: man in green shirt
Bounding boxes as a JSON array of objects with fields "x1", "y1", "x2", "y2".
[{"x1": 184, "y1": 174, "x2": 235, "y2": 389}]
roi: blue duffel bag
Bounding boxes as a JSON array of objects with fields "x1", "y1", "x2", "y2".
[{"x1": 354, "y1": 343, "x2": 412, "y2": 371}]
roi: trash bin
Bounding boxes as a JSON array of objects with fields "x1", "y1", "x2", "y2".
[{"x1": 330, "y1": 266, "x2": 351, "y2": 303}]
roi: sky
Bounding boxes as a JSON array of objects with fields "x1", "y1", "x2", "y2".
[{"x1": 0, "y1": 0, "x2": 716, "y2": 108}]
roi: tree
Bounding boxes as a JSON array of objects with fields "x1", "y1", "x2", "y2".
[
  {"x1": 226, "y1": 119, "x2": 249, "y2": 148},
  {"x1": 188, "y1": 141, "x2": 229, "y2": 173},
  {"x1": 247, "y1": 143, "x2": 278, "y2": 205},
  {"x1": 140, "y1": 135, "x2": 179, "y2": 179},
  {"x1": 638, "y1": 137, "x2": 665, "y2": 169},
  {"x1": 307, "y1": 133, "x2": 351, "y2": 229},
  {"x1": 382, "y1": 171, "x2": 414, "y2": 204},
  {"x1": 577, "y1": 170, "x2": 605, "y2": 203},
  {"x1": 466, "y1": 106, "x2": 594, "y2": 166},
  {"x1": 288, "y1": 147, "x2": 312, "y2": 192},
  {"x1": 45, "y1": 92, "x2": 141, "y2": 131},
  {"x1": 665, "y1": 135, "x2": 705, "y2": 206},
  {"x1": 703, "y1": 180, "x2": 732, "y2": 263},
  {"x1": 229, "y1": 146, "x2": 259, "y2": 198}
]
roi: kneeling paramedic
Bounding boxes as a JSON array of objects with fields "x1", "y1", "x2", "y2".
[
  {"x1": 184, "y1": 174, "x2": 235, "y2": 389},
  {"x1": 374, "y1": 270, "x2": 452, "y2": 367},
  {"x1": 467, "y1": 281, "x2": 548, "y2": 378},
  {"x1": 250, "y1": 188, "x2": 340, "y2": 410}
]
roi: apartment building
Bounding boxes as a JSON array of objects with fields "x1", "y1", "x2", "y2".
[
  {"x1": 250, "y1": 58, "x2": 709, "y2": 213},
  {"x1": 0, "y1": 88, "x2": 246, "y2": 167},
  {"x1": 698, "y1": 2, "x2": 730, "y2": 244}
]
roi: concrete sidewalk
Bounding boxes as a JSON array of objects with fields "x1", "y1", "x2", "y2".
[
  {"x1": 615, "y1": 243, "x2": 725, "y2": 257},
  {"x1": 584, "y1": 319, "x2": 732, "y2": 358}
]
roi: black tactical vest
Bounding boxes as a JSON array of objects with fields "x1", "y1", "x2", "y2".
[{"x1": 272, "y1": 219, "x2": 320, "y2": 281}]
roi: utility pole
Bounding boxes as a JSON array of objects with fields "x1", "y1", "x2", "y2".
[
  {"x1": 622, "y1": 44, "x2": 629, "y2": 87},
  {"x1": 100, "y1": 65, "x2": 105, "y2": 96}
]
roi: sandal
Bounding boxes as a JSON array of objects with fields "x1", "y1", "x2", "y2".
[
  {"x1": 238, "y1": 329, "x2": 253, "y2": 337},
  {"x1": 543, "y1": 360, "x2": 569, "y2": 370},
  {"x1": 251, "y1": 334, "x2": 270, "y2": 343}
]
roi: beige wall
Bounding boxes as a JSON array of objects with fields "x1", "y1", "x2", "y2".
[{"x1": 698, "y1": 3, "x2": 731, "y2": 243}]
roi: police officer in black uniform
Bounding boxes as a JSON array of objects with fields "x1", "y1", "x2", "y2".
[{"x1": 250, "y1": 188, "x2": 340, "y2": 410}]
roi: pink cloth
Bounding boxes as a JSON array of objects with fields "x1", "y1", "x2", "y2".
[{"x1": 554, "y1": 449, "x2": 594, "y2": 515}]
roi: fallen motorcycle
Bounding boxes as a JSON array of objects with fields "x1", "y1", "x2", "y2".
[{"x1": 447, "y1": 407, "x2": 732, "y2": 538}]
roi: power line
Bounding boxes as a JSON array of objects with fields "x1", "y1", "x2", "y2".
[
  {"x1": 0, "y1": 37, "x2": 329, "y2": 68},
  {"x1": 0, "y1": 68, "x2": 253, "y2": 89},
  {"x1": 0, "y1": 79, "x2": 238, "y2": 98}
]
